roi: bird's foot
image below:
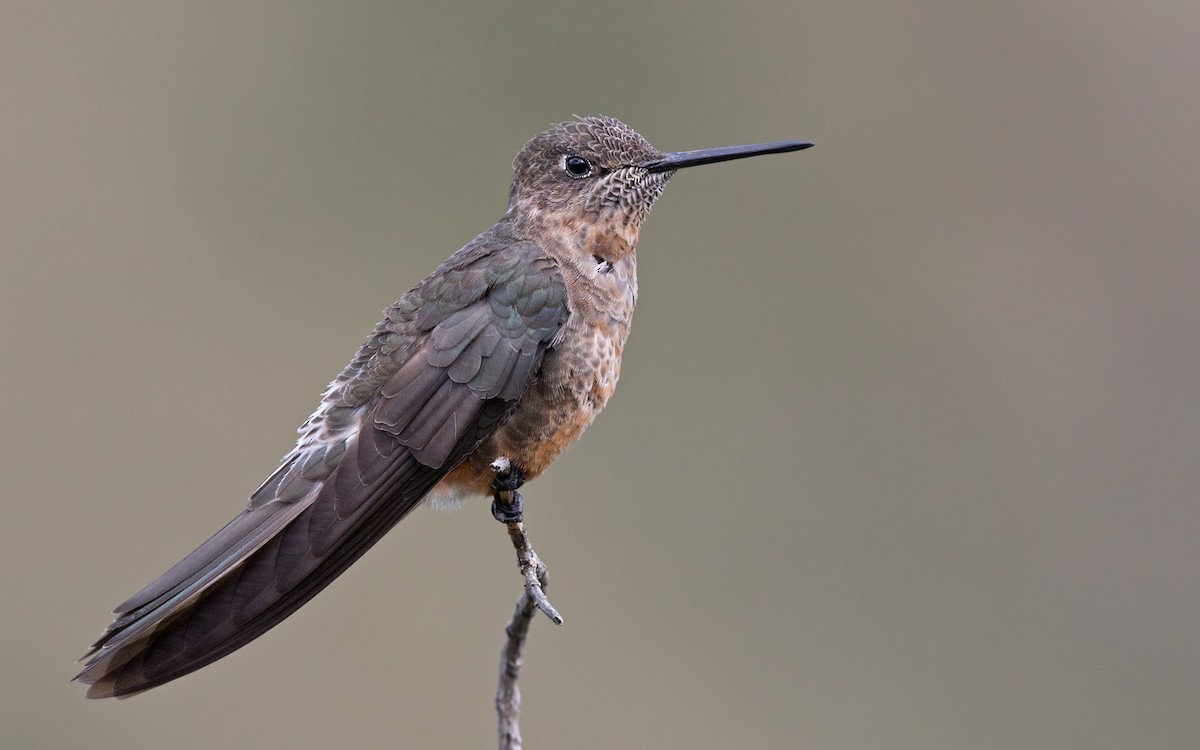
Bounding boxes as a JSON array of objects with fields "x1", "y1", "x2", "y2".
[
  {"x1": 490, "y1": 457, "x2": 526, "y2": 524},
  {"x1": 492, "y1": 464, "x2": 526, "y2": 493},
  {"x1": 492, "y1": 490, "x2": 524, "y2": 524}
]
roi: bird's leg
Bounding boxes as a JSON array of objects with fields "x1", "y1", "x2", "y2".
[{"x1": 490, "y1": 458, "x2": 526, "y2": 524}]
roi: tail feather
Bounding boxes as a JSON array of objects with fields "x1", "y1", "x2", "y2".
[{"x1": 74, "y1": 426, "x2": 448, "y2": 697}]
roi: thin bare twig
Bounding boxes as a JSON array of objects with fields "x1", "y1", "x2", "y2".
[
  {"x1": 490, "y1": 457, "x2": 562, "y2": 625},
  {"x1": 497, "y1": 588, "x2": 536, "y2": 750},
  {"x1": 491, "y1": 457, "x2": 562, "y2": 750},
  {"x1": 505, "y1": 522, "x2": 560, "y2": 625}
]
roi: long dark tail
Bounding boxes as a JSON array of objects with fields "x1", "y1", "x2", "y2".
[{"x1": 75, "y1": 434, "x2": 452, "y2": 697}]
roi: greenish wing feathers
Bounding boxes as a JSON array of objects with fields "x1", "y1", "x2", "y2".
[{"x1": 376, "y1": 246, "x2": 567, "y2": 468}]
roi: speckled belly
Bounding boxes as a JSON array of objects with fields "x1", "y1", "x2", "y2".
[{"x1": 431, "y1": 292, "x2": 633, "y2": 501}]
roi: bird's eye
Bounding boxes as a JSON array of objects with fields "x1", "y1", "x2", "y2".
[{"x1": 564, "y1": 155, "x2": 591, "y2": 177}]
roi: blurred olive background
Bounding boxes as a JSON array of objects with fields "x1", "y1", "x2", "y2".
[{"x1": 3, "y1": 2, "x2": 1198, "y2": 748}]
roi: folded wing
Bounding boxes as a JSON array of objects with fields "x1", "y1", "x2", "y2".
[{"x1": 75, "y1": 242, "x2": 568, "y2": 697}]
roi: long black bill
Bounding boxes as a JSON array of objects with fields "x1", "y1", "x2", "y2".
[{"x1": 641, "y1": 140, "x2": 813, "y2": 173}]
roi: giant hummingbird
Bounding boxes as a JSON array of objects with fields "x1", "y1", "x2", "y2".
[{"x1": 75, "y1": 116, "x2": 812, "y2": 697}]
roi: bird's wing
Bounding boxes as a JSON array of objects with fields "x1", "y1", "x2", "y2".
[{"x1": 75, "y1": 242, "x2": 569, "y2": 698}]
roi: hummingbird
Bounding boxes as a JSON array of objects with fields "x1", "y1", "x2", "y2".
[{"x1": 75, "y1": 116, "x2": 812, "y2": 697}]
